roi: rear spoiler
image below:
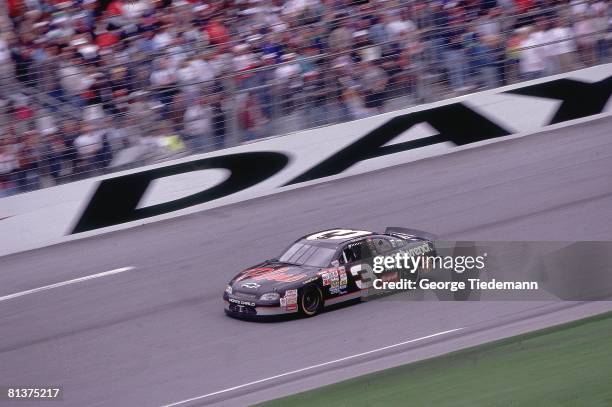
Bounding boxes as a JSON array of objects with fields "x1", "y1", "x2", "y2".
[{"x1": 384, "y1": 227, "x2": 437, "y2": 242}]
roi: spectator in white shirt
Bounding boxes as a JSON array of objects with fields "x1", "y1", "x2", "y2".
[
  {"x1": 191, "y1": 54, "x2": 215, "y2": 83},
  {"x1": 121, "y1": 0, "x2": 152, "y2": 22},
  {"x1": 275, "y1": 52, "x2": 302, "y2": 93},
  {"x1": 0, "y1": 36, "x2": 11, "y2": 67},
  {"x1": 343, "y1": 86, "x2": 374, "y2": 120},
  {"x1": 386, "y1": 12, "x2": 416, "y2": 41},
  {"x1": 176, "y1": 58, "x2": 199, "y2": 101},
  {"x1": 59, "y1": 56, "x2": 96, "y2": 107},
  {"x1": 570, "y1": 0, "x2": 589, "y2": 16},
  {"x1": 0, "y1": 140, "x2": 19, "y2": 197},
  {"x1": 477, "y1": 8, "x2": 502, "y2": 38},
  {"x1": 547, "y1": 18, "x2": 577, "y2": 73},
  {"x1": 0, "y1": 143, "x2": 18, "y2": 178},
  {"x1": 0, "y1": 36, "x2": 15, "y2": 97},
  {"x1": 74, "y1": 124, "x2": 104, "y2": 172},
  {"x1": 183, "y1": 97, "x2": 213, "y2": 151},
  {"x1": 574, "y1": 11, "x2": 598, "y2": 65},
  {"x1": 150, "y1": 57, "x2": 177, "y2": 89},
  {"x1": 519, "y1": 26, "x2": 547, "y2": 80},
  {"x1": 530, "y1": 19, "x2": 557, "y2": 75},
  {"x1": 152, "y1": 24, "x2": 174, "y2": 51},
  {"x1": 232, "y1": 44, "x2": 256, "y2": 72}
]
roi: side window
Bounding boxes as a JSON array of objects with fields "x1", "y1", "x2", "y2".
[
  {"x1": 340, "y1": 240, "x2": 373, "y2": 264},
  {"x1": 390, "y1": 237, "x2": 407, "y2": 249},
  {"x1": 374, "y1": 238, "x2": 395, "y2": 254}
]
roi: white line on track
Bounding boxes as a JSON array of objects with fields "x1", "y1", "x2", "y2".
[
  {"x1": 0, "y1": 267, "x2": 135, "y2": 302},
  {"x1": 161, "y1": 327, "x2": 463, "y2": 407}
]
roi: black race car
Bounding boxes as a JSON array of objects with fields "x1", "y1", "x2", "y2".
[{"x1": 223, "y1": 228, "x2": 436, "y2": 319}]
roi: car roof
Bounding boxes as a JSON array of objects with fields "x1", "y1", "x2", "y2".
[{"x1": 297, "y1": 229, "x2": 376, "y2": 248}]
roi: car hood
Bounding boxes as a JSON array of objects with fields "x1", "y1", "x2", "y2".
[{"x1": 230, "y1": 261, "x2": 319, "y2": 294}]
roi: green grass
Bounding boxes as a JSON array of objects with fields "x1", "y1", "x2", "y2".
[{"x1": 256, "y1": 312, "x2": 612, "y2": 407}]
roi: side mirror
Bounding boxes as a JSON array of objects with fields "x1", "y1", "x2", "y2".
[{"x1": 331, "y1": 260, "x2": 340, "y2": 267}]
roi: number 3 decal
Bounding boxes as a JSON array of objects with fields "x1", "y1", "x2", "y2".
[
  {"x1": 307, "y1": 229, "x2": 371, "y2": 240},
  {"x1": 349, "y1": 263, "x2": 375, "y2": 289}
]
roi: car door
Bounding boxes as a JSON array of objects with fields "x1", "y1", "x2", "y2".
[{"x1": 338, "y1": 238, "x2": 377, "y2": 292}]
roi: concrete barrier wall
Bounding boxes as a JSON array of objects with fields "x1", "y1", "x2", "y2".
[{"x1": 0, "y1": 64, "x2": 610, "y2": 256}]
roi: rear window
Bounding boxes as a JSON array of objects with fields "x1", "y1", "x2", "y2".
[
  {"x1": 374, "y1": 238, "x2": 395, "y2": 254},
  {"x1": 279, "y1": 243, "x2": 336, "y2": 267}
]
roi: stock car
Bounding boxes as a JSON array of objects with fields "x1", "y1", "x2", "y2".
[{"x1": 223, "y1": 227, "x2": 436, "y2": 319}]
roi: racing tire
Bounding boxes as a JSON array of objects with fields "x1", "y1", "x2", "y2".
[
  {"x1": 299, "y1": 285, "x2": 324, "y2": 317},
  {"x1": 399, "y1": 266, "x2": 420, "y2": 289}
]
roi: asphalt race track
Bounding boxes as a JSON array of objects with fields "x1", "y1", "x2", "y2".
[{"x1": 1, "y1": 117, "x2": 612, "y2": 406}]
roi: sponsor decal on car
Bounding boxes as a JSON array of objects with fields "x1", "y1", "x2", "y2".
[
  {"x1": 339, "y1": 267, "x2": 347, "y2": 286},
  {"x1": 402, "y1": 242, "x2": 433, "y2": 257},
  {"x1": 237, "y1": 267, "x2": 306, "y2": 283},
  {"x1": 280, "y1": 289, "x2": 298, "y2": 311},
  {"x1": 320, "y1": 267, "x2": 347, "y2": 294},
  {"x1": 307, "y1": 229, "x2": 372, "y2": 241},
  {"x1": 228, "y1": 298, "x2": 256, "y2": 307},
  {"x1": 302, "y1": 276, "x2": 319, "y2": 285}
]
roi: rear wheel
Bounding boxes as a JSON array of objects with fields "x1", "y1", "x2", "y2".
[
  {"x1": 398, "y1": 266, "x2": 420, "y2": 293},
  {"x1": 299, "y1": 285, "x2": 323, "y2": 317}
]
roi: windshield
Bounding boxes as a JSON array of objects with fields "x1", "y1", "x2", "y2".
[{"x1": 278, "y1": 243, "x2": 336, "y2": 268}]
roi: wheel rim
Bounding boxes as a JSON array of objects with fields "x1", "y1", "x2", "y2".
[{"x1": 303, "y1": 288, "x2": 320, "y2": 314}]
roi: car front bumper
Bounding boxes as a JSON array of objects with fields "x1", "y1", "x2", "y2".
[{"x1": 223, "y1": 296, "x2": 298, "y2": 318}]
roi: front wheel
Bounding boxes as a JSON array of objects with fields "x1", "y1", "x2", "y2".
[{"x1": 299, "y1": 285, "x2": 323, "y2": 317}]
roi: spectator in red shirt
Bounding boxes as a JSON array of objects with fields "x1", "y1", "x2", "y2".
[
  {"x1": 207, "y1": 16, "x2": 230, "y2": 45},
  {"x1": 96, "y1": 23, "x2": 121, "y2": 49}
]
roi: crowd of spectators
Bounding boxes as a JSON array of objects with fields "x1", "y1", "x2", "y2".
[{"x1": 0, "y1": 0, "x2": 610, "y2": 197}]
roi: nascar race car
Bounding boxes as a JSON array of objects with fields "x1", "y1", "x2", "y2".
[{"x1": 223, "y1": 227, "x2": 436, "y2": 319}]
